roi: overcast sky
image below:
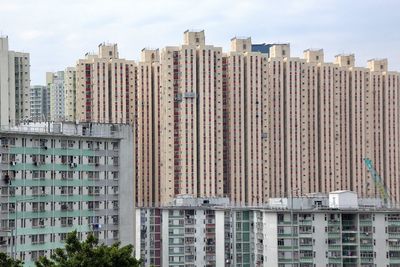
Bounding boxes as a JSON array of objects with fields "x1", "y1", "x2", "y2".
[{"x1": 1, "y1": 0, "x2": 399, "y2": 85}]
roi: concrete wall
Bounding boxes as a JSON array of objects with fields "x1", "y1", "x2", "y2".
[
  {"x1": 119, "y1": 125, "x2": 135, "y2": 246},
  {"x1": 0, "y1": 38, "x2": 9, "y2": 126},
  {"x1": 263, "y1": 212, "x2": 278, "y2": 267},
  {"x1": 215, "y1": 210, "x2": 225, "y2": 267}
]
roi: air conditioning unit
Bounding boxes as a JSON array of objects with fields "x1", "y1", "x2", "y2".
[{"x1": 10, "y1": 161, "x2": 16, "y2": 166}]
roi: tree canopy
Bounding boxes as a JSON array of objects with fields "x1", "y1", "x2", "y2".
[
  {"x1": 35, "y1": 231, "x2": 142, "y2": 267},
  {"x1": 0, "y1": 251, "x2": 23, "y2": 267}
]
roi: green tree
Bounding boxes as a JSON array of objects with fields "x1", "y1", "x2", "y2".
[
  {"x1": 35, "y1": 231, "x2": 142, "y2": 267},
  {"x1": 0, "y1": 252, "x2": 23, "y2": 267}
]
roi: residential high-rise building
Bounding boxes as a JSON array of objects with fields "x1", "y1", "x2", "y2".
[
  {"x1": 159, "y1": 30, "x2": 224, "y2": 205},
  {"x1": 0, "y1": 36, "x2": 30, "y2": 125},
  {"x1": 64, "y1": 67, "x2": 77, "y2": 122},
  {"x1": 132, "y1": 30, "x2": 400, "y2": 206},
  {"x1": 47, "y1": 71, "x2": 65, "y2": 121},
  {"x1": 254, "y1": 44, "x2": 400, "y2": 203},
  {"x1": 136, "y1": 49, "x2": 161, "y2": 207},
  {"x1": 224, "y1": 37, "x2": 268, "y2": 205},
  {"x1": 30, "y1": 85, "x2": 50, "y2": 121},
  {"x1": 75, "y1": 43, "x2": 136, "y2": 124},
  {"x1": 0, "y1": 122, "x2": 135, "y2": 266}
]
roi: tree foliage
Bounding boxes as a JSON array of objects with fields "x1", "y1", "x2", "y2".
[
  {"x1": 0, "y1": 252, "x2": 23, "y2": 267},
  {"x1": 35, "y1": 231, "x2": 142, "y2": 267}
]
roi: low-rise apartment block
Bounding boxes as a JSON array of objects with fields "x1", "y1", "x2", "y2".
[
  {"x1": 136, "y1": 193, "x2": 400, "y2": 267},
  {"x1": 0, "y1": 122, "x2": 134, "y2": 266}
]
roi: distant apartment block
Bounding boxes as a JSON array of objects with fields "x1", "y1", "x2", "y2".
[
  {"x1": 47, "y1": 71, "x2": 65, "y2": 122},
  {"x1": 136, "y1": 193, "x2": 400, "y2": 267},
  {"x1": 75, "y1": 43, "x2": 136, "y2": 124},
  {"x1": 64, "y1": 67, "x2": 76, "y2": 122},
  {"x1": 0, "y1": 36, "x2": 30, "y2": 125},
  {"x1": 30, "y1": 85, "x2": 50, "y2": 121},
  {"x1": 0, "y1": 123, "x2": 134, "y2": 266}
]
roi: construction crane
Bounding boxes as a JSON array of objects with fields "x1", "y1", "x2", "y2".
[{"x1": 363, "y1": 158, "x2": 390, "y2": 206}]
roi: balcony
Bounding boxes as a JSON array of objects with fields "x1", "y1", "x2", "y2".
[
  {"x1": 298, "y1": 219, "x2": 312, "y2": 225},
  {"x1": 299, "y1": 257, "x2": 313, "y2": 263},
  {"x1": 60, "y1": 205, "x2": 73, "y2": 212},
  {"x1": 342, "y1": 250, "x2": 358, "y2": 257},
  {"x1": 360, "y1": 257, "x2": 374, "y2": 264},
  {"x1": 88, "y1": 191, "x2": 100, "y2": 196}
]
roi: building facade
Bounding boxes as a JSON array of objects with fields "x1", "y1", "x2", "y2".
[
  {"x1": 224, "y1": 37, "x2": 269, "y2": 205},
  {"x1": 47, "y1": 71, "x2": 65, "y2": 122},
  {"x1": 30, "y1": 85, "x2": 50, "y2": 122},
  {"x1": 131, "y1": 30, "x2": 400, "y2": 207},
  {"x1": 0, "y1": 36, "x2": 30, "y2": 126},
  {"x1": 136, "y1": 195, "x2": 400, "y2": 267},
  {"x1": 75, "y1": 43, "x2": 136, "y2": 124},
  {"x1": 252, "y1": 43, "x2": 400, "y2": 203},
  {"x1": 63, "y1": 31, "x2": 400, "y2": 206},
  {"x1": 135, "y1": 49, "x2": 161, "y2": 207},
  {"x1": 158, "y1": 30, "x2": 224, "y2": 205},
  {"x1": 0, "y1": 123, "x2": 135, "y2": 266},
  {"x1": 64, "y1": 67, "x2": 76, "y2": 122}
]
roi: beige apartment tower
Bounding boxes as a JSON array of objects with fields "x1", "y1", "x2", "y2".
[
  {"x1": 64, "y1": 67, "x2": 77, "y2": 122},
  {"x1": 263, "y1": 45, "x2": 400, "y2": 203},
  {"x1": 224, "y1": 37, "x2": 269, "y2": 205},
  {"x1": 131, "y1": 30, "x2": 400, "y2": 207},
  {"x1": 158, "y1": 31, "x2": 224, "y2": 205},
  {"x1": 76, "y1": 43, "x2": 136, "y2": 124},
  {"x1": 136, "y1": 49, "x2": 162, "y2": 207}
]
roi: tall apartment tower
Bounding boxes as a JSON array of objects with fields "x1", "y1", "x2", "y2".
[
  {"x1": 64, "y1": 67, "x2": 77, "y2": 122},
  {"x1": 225, "y1": 37, "x2": 268, "y2": 205},
  {"x1": 136, "y1": 49, "x2": 162, "y2": 207},
  {"x1": 0, "y1": 36, "x2": 30, "y2": 125},
  {"x1": 257, "y1": 42, "x2": 400, "y2": 202},
  {"x1": 159, "y1": 30, "x2": 224, "y2": 205},
  {"x1": 47, "y1": 71, "x2": 65, "y2": 121},
  {"x1": 263, "y1": 44, "x2": 287, "y2": 198},
  {"x1": 75, "y1": 43, "x2": 136, "y2": 124},
  {"x1": 30, "y1": 85, "x2": 50, "y2": 121},
  {"x1": 363, "y1": 59, "x2": 400, "y2": 203}
]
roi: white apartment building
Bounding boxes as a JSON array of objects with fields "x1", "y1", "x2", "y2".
[
  {"x1": 136, "y1": 193, "x2": 400, "y2": 267},
  {"x1": 0, "y1": 36, "x2": 30, "y2": 125},
  {"x1": 47, "y1": 71, "x2": 65, "y2": 122},
  {"x1": 30, "y1": 85, "x2": 50, "y2": 122}
]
